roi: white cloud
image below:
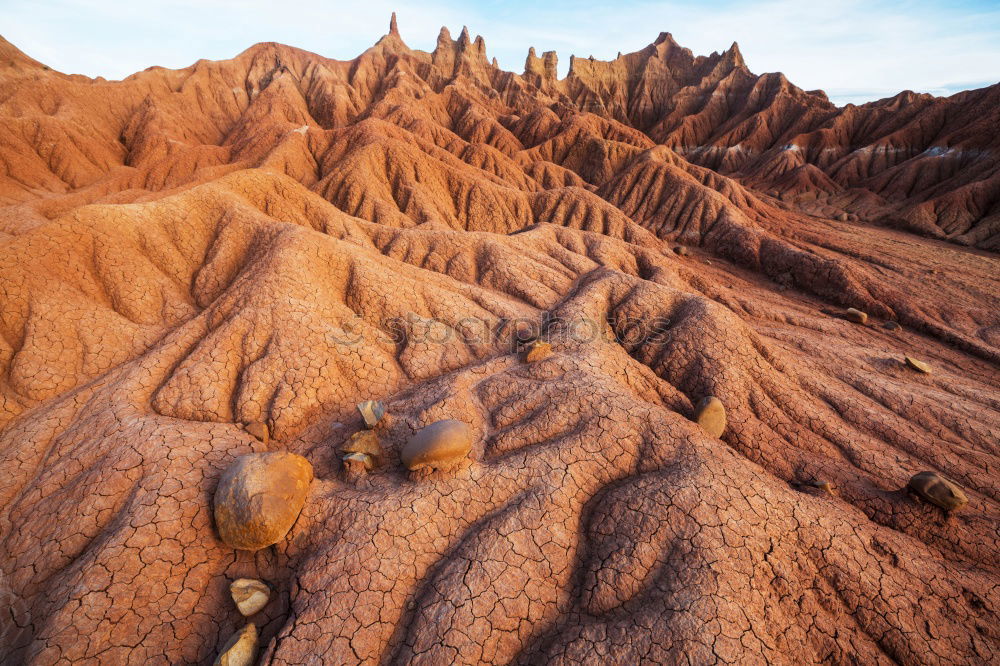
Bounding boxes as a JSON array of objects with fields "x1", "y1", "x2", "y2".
[{"x1": 1, "y1": 0, "x2": 997, "y2": 105}]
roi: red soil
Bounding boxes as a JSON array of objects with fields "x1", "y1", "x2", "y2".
[{"x1": 0, "y1": 16, "x2": 997, "y2": 665}]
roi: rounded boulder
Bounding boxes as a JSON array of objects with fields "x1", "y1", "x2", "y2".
[
  {"x1": 214, "y1": 452, "x2": 313, "y2": 551},
  {"x1": 694, "y1": 396, "x2": 727, "y2": 438},
  {"x1": 401, "y1": 419, "x2": 473, "y2": 471},
  {"x1": 907, "y1": 471, "x2": 968, "y2": 512}
]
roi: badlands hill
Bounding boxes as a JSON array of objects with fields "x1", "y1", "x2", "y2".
[{"x1": 0, "y1": 15, "x2": 998, "y2": 665}]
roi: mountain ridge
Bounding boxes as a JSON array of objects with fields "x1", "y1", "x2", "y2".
[{"x1": 1, "y1": 18, "x2": 997, "y2": 248}]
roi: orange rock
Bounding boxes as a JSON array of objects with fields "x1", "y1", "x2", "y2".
[
  {"x1": 694, "y1": 396, "x2": 727, "y2": 438},
  {"x1": 401, "y1": 420, "x2": 473, "y2": 471},
  {"x1": 243, "y1": 421, "x2": 269, "y2": 445},
  {"x1": 341, "y1": 430, "x2": 383, "y2": 467},
  {"x1": 904, "y1": 356, "x2": 931, "y2": 374},
  {"x1": 214, "y1": 623, "x2": 257, "y2": 666},
  {"x1": 521, "y1": 340, "x2": 553, "y2": 363},
  {"x1": 214, "y1": 452, "x2": 313, "y2": 551}
]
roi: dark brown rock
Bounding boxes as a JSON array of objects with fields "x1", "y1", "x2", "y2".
[
  {"x1": 907, "y1": 471, "x2": 968, "y2": 511},
  {"x1": 514, "y1": 322, "x2": 537, "y2": 346},
  {"x1": 845, "y1": 308, "x2": 868, "y2": 324}
]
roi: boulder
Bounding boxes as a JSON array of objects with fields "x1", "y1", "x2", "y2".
[
  {"x1": 357, "y1": 400, "x2": 385, "y2": 429},
  {"x1": 837, "y1": 213, "x2": 848, "y2": 222},
  {"x1": 844, "y1": 308, "x2": 867, "y2": 324},
  {"x1": 243, "y1": 421, "x2": 269, "y2": 445},
  {"x1": 904, "y1": 356, "x2": 931, "y2": 374},
  {"x1": 402, "y1": 420, "x2": 473, "y2": 471},
  {"x1": 674, "y1": 246, "x2": 689, "y2": 256},
  {"x1": 214, "y1": 452, "x2": 313, "y2": 551},
  {"x1": 230, "y1": 579, "x2": 270, "y2": 616},
  {"x1": 883, "y1": 321, "x2": 900, "y2": 331},
  {"x1": 214, "y1": 623, "x2": 257, "y2": 666},
  {"x1": 694, "y1": 396, "x2": 727, "y2": 438},
  {"x1": 907, "y1": 471, "x2": 968, "y2": 511},
  {"x1": 521, "y1": 340, "x2": 553, "y2": 363}
]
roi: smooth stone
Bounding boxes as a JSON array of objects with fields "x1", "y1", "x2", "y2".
[
  {"x1": 214, "y1": 623, "x2": 257, "y2": 666},
  {"x1": 694, "y1": 396, "x2": 727, "y2": 438},
  {"x1": 401, "y1": 419, "x2": 473, "y2": 471},
  {"x1": 522, "y1": 340, "x2": 553, "y2": 363},
  {"x1": 243, "y1": 421, "x2": 269, "y2": 445},
  {"x1": 904, "y1": 356, "x2": 931, "y2": 374},
  {"x1": 357, "y1": 400, "x2": 385, "y2": 429},
  {"x1": 883, "y1": 321, "x2": 900, "y2": 330},
  {"x1": 230, "y1": 579, "x2": 270, "y2": 616},
  {"x1": 907, "y1": 471, "x2": 968, "y2": 511},
  {"x1": 845, "y1": 308, "x2": 868, "y2": 324},
  {"x1": 214, "y1": 452, "x2": 313, "y2": 551}
]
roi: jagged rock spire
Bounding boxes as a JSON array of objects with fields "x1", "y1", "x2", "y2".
[
  {"x1": 726, "y1": 41, "x2": 746, "y2": 68},
  {"x1": 525, "y1": 47, "x2": 558, "y2": 84},
  {"x1": 389, "y1": 12, "x2": 400, "y2": 38}
]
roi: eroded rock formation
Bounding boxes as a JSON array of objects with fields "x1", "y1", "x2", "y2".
[{"x1": 0, "y1": 16, "x2": 998, "y2": 665}]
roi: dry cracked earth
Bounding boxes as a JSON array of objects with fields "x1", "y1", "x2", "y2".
[{"x1": 0, "y1": 15, "x2": 998, "y2": 665}]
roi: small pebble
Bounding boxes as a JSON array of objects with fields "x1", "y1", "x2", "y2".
[
  {"x1": 844, "y1": 308, "x2": 867, "y2": 324},
  {"x1": 904, "y1": 356, "x2": 931, "y2": 374}
]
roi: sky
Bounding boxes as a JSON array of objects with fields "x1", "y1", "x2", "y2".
[{"x1": 1, "y1": 0, "x2": 998, "y2": 106}]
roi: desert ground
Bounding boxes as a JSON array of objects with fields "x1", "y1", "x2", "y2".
[{"x1": 0, "y1": 15, "x2": 998, "y2": 665}]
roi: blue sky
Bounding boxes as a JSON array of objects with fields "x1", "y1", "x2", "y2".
[{"x1": 1, "y1": 0, "x2": 998, "y2": 105}]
